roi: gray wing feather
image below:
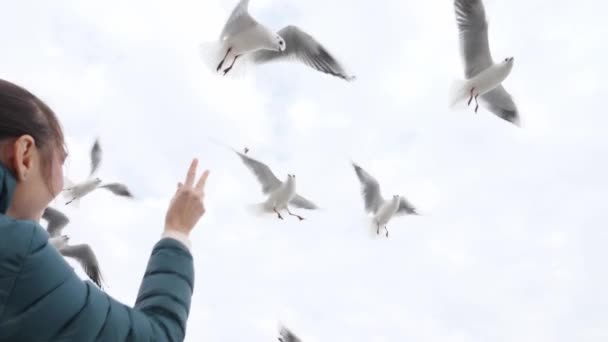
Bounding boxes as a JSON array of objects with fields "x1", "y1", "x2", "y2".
[
  {"x1": 42, "y1": 206, "x2": 70, "y2": 237},
  {"x1": 99, "y1": 183, "x2": 133, "y2": 198},
  {"x1": 60, "y1": 244, "x2": 104, "y2": 288},
  {"x1": 396, "y1": 197, "x2": 418, "y2": 216},
  {"x1": 454, "y1": 0, "x2": 493, "y2": 78},
  {"x1": 234, "y1": 151, "x2": 282, "y2": 194},
  {"x1": 352, "y1": 162, "x2": 383, "y2": 214},
  {"x1": 220, "y1": 0, "x2": 256, "y2": 41},
  {"x1": 252, "y1": 25, "x2": 355, "y2": 81},
  {"x1": 289, "y1": 194, "x2": 318, "y2": 210},
  {"x1": 90, "y1": 138, "x2": 102, "y2": 177},
  {"x1": 279, "y1": 326, "x2": 301, "y2": 342},
  {"x1": 480, "y1": 85, "x2": 520, "y2": 125}
]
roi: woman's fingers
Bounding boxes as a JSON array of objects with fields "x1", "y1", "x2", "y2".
[
  {"x1": 194, "y1": 170, "x2": 210, "y2": 194},
  {"x1": 184, "y1": 158, "x2": 198, "y2": 188}
]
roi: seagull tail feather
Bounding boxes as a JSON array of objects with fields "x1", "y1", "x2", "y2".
[
  {"x1": 448, "y1": 78, "x2": 472, "y2": 110},
  {"x1": 246, "y1": 202, "x2": 267, "y2": 217}
]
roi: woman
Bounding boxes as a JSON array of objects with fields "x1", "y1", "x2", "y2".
[{"x1": 0, "y1": 78, "x2": 210, "y2": 341}]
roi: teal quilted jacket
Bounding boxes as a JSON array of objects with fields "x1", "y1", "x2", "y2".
[{"x1": 0, "y1": 163, "x2": 194, "y2": 341}]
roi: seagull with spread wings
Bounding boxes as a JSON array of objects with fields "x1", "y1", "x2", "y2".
[
  {"x1": 449, "y1": 0, "x2": 519, "y2": 125},
  {"x1": 42, "y1": 206, "x2": 104, "y2": 288},
  {"x1": 199, "y1": 0, "x2": 355, "y2": 80},
  {"x1": 352, "y1": 162, "x2": 419, "y2": 238},
  {"x1": 63, "y1": 138, "x2": 133, "y2": 206},
  {"x1": 233, "y1": 149, "x2": 317, "y2": 220}
]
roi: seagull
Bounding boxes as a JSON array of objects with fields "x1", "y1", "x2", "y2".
[
  {"x1": 278, "y1": 325, "x2": 301, "y2": 342},
  {"x1": 450, "y1": 0, "x2": 519, "y2": 125},
  {"x1": 42, "y1": 206, "x2": 104, "y2": 288},
  {"x1": 200, "y1": 0, "x2": 355, "y2": 81},
  {"x1": 233, "y1": 149, "x2": 317, "y2": 220},
  {"x1": 352, "y1": 162, "x2": 418, "y2": 238},
  {"x1": 63, "y1": 138, "x2": 133, "y2": 206}
]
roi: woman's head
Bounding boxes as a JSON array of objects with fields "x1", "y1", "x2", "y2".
[{"x1": 0, "y1": 78, "x2": 67, "y2": 220}]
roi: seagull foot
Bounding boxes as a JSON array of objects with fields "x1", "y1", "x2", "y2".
[
  {"x1": 467, "y1": 87, "x2": 476, "y2": 106},
  {"x1": 216, "y1": 47, "x2": 232, "y2": 72}
]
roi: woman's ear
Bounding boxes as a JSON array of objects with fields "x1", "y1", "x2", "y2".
[{"x1": 11, "y1": 135, "x2": 36, "y2": 182}]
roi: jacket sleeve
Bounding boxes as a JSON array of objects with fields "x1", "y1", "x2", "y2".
[{"x1": 0, "y1": 218, "x2": 194, "y2": 342}]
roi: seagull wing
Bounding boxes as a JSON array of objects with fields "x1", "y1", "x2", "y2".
[
  {"x1": 479, "y1": 85, "x2": 520, "y2": 125},
  {"x1": 220, "y1": 0, "x2": 257, "y2": 41},
  {"x1": 99, "y1": 183, "x2": 134, "y2": 198},
  {"x1": 252, "y1": 25, "x2": 355, "y2": 81},
  {"x1": 352, "y1": 162, "x2": 384, "y2": 214},
  {"x1": 396, "y1": 197, "x2": 419, "y2": 216},
  {"x1": 234, "y1": 150, "x2": 282, "y2": 194},
  {"x1": 89, "y1": 138, "x2": 102, "y2": 177},
  {"x1": 42, "y1": 206, "x2": 70, "y2": 237},
  {"x1": 60, "y1": 244, "x2": 104, "y2": 288},
  {"x1": 279, "y1": 326, "x2": 302, "y2": 342},
  {"x1": 454, "y1": 0, "x2": 494, "y2": 78},
  {"x1": 289, "y1": 194, "x2": 318, "y2": 210}
]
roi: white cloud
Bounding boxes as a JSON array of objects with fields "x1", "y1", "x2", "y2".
[{"x1": 2, "y1": 0, "x2": 607, "y2": 340}]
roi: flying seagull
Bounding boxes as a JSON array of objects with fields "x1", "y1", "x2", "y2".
[
  {"x1": 233, "y1": 149, "x2": 318, "y2": 220},
  {"x1": 42, "y1": 206, "x2": 104, "y2": 288},
  {"x1": 200, "y1": 0, "x2": 355, "y2": 81},
  {"x1": 352, "y1": 162, "x2": 418, "y2": 238},
  {"x1": 63, "y1": 138, "x2": 133, "y2": 206},
  {"x1": 278, "y1": 325, "x2": 302, "y2": 342},
  {"x1": 449, "y1": 0, "x2": 519, "y2": 125}
]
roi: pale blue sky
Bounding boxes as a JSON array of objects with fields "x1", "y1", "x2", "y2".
[{"x1": 1, "y1": 0, "x2": 607, "y2": 341}]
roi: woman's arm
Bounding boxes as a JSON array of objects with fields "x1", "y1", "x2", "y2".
[{"x1": 0, "y1": 219, "x2": 194, "y2": 342}]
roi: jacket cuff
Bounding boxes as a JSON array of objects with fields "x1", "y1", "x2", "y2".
[{"x1": 161, "y1": 230, "x2": 192, "y2": 251}]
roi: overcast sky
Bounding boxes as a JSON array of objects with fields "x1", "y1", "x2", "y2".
[{"x1": 2, "y1": 0, "x2": 608, "y2": 341}]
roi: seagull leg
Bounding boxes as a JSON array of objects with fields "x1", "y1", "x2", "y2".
[
  {"x1": 474, "y1": 94, "x2": 480, "y2": 113},
  {"x1": 216, "y1": 47, "x2": 232, "y2": 72},
  {"x1": 286, "y1": 207, "x2": 305, "y2": 221},
  {"x1": 467, "y1": 87, "x2": 475, "y2": 106},
  {"x1": 385, "y1": 225, "x2": 389, "y2": 238},
  {"x1": 223, "y1": 54, "x2": 241, "y2": 76},
  {"x1": 376, "y1": 222, "x2": 381, "y2": 235},
  {"x1": 273, "y1": 207, "x2": 284, "y2": 220}
]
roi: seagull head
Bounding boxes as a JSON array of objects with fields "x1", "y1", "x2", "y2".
[
  {"x1": 392, "y1": 194, "x2": 400, "y2": 201},
  {"x1": 55, "y1": 235, "x2": 70, "y2": 248},
  {"x1": 503, "y1": 57, "x2": 515, "y2": 65},
  {"x1": 274, "y1": 35, "x2": 286, "y2": 52},
  {"x1": 286, "y1": 174, "x2": 296, "y2": 183}
]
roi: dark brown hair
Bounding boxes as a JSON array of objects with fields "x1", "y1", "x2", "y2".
[{"x1": 0, "y1": 78, "x2": 66, "y2": 179}]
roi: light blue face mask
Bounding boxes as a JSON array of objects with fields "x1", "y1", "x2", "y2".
[{"x1": 0, "y1": 162, "x2": 17, "y2": 214}]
